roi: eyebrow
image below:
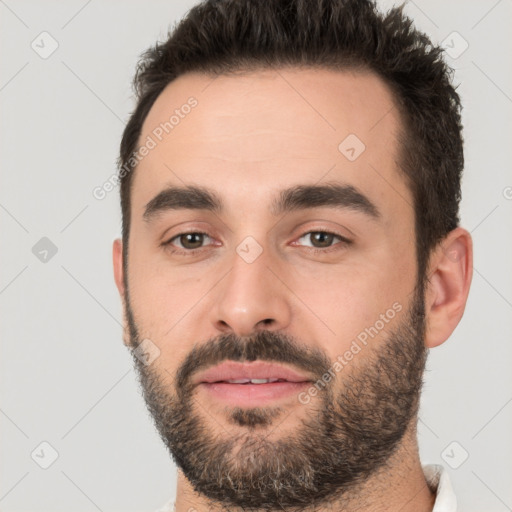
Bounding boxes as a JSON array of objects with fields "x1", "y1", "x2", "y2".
[{"x1": 143, "y1": 182, "x2": 380, "y2": 223}]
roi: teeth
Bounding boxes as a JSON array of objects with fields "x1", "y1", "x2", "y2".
[{"x1": 224, "y1": 378, "x2": 283, "y2": 384}]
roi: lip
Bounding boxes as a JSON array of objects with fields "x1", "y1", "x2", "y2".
[
  {"x1": 199, "y1": 380, "x2": 311, "y2": 407},
  {"x1": 193, "y1": 361, "x2": 313, "y2": 385}
]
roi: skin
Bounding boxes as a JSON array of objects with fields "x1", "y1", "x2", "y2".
[{"x1": 113, "y1": 68, "x2": 473, "y2": 512}]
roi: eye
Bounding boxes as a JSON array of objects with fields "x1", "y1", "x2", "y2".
[
  {"x1": 293, "y1": 231, "x2": 351, "y2": 253},
  {"x1": 163, "y1": 232, "x2": 214, "y2": 254}
]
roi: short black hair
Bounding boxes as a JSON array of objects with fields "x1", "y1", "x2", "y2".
[{"x1": 118, "y1": 0, "x2": 463, "y2": 286}]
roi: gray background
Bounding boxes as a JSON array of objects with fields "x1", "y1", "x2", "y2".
[{"x1": 1, "y1": 0, "x2": 511, "y2": 510}]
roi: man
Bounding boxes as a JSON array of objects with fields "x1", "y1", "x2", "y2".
[{"x1": 112, "y1": 0, "x2": 472, "y2": 511}]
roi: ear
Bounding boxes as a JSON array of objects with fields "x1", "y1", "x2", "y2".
[
  {"x1": 113, "y1": 238, "x2": 131, "y2": 348},
  {"x1": 424, "y1": 227, "x2": 473, "y2": 348},
  {"x1": 113, "y1": 237, "x2": 125, "y2": 298}
]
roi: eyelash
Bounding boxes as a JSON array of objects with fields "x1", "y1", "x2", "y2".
[{"x1": 161, "y1": 230, "x2": 352, "y2": 256}]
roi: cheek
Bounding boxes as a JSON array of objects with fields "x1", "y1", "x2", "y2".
[
  {"x1": 127, "y1": 264, "x2": 207, "y2": 375},
  {"x1": 127, "y1": 244, "x2": 208, "y2": 336},
  {"x1": 292, "y1": 256, "x2": 414, "y2": 347},
  {"x1": 298, "y1": 278, "x2": 381, "y2": 350}
]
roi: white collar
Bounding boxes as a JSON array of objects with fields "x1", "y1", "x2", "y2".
[{"x1": 423, "y1": 463, "x2": 458, "y2": 512}]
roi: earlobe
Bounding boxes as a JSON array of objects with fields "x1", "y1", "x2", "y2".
[{"x1": 424, "y1": 227, "x2": 473, "y2": 349}]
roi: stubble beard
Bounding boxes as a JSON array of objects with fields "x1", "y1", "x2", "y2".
[{"x1": 125, "y1": 286, "x2": 428, "y2": 512}]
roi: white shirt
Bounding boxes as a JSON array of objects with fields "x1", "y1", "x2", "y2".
[
  {"x1": 424, "y1": 464, "x2": 458, "y2": 512},
  {"x1": 156, "y1": 463, "x2": 457, "y2": 512}
]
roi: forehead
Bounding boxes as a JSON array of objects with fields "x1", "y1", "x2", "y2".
[{"x1": 131, "y1": 67, "x2": 411, "y2": 223}]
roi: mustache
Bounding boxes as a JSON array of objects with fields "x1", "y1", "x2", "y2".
[{"x1": 174, "y1": 330, "x2": 331, "y2": 395}]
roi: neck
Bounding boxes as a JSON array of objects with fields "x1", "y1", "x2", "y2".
[{"x1": 174, "y1": 421, "x2": 436, "y2": 512}]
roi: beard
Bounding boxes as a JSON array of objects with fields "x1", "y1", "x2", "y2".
[{"x1": 124, "y1": 285, "x2": 428, "y2": 512}]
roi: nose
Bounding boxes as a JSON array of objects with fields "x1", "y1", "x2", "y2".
[{"x1": 210, "y1": 245, "x2": 292, "y2": 338}]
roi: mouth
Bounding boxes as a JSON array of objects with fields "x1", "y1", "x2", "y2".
[
  {"x1": 194, "y1": 362, "x2": 313, "y2": 406},
  {"x1": 208, "y1": 378, "x2": 297, "y2": 384},
  {"x1": 199, "y1": 380, "x2": 311, "y2": 406},
  {"x1": 194, "y1": 361, "x2": 313, "y2": 386}
]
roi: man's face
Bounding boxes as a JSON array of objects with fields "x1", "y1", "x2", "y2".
[{"x1": 117, "y1": 68, "x2": 427, "y2": 508}]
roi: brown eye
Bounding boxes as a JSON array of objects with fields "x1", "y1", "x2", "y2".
[
  {"x1": 164, "y1": 232, "x2": 213, "y2": 253},
  {"x1": 297, "y1": 231, "x2": 349, "y2": 249},
  {"x1": 177, "y1": 233, "x2": 206, "y2": 249},
  {"x1": 309, "y1": 232, "x2": 336, "y2": 248}
]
